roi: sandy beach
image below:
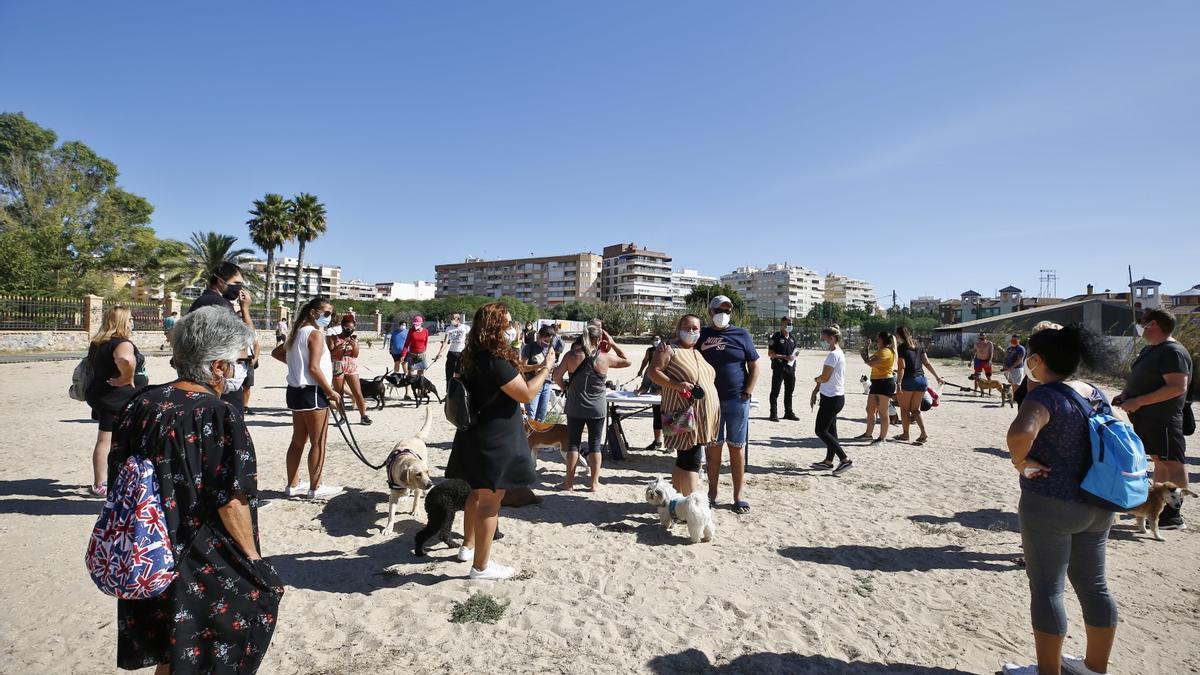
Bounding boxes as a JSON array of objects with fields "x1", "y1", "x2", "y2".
[{"x1": 1, "y1": 341, "x2": 1197, "y2": 675}]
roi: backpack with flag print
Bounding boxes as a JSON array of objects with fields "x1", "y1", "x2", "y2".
[{"x1": 85, "y1": 454, "x2": 178, "y2": 599}]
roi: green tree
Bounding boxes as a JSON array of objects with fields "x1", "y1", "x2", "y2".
[
  {"x1": 0, "y1": 112, "x2": 163, "y2": 294},
  {"x1": 247, "y1": 193, "x2": 293, "y2": 323},
  {"x1": 684, "y1": 284, "x2": 745, "y2": 315},
  {"x1": 806, "y1": 301, "x2": 847, "y2": 326},
  {"x1": 289, "y1": 193, "x2": 327, "y2": 311},
  {"x1": 175, "y1": 231, "x2": 255, "y2": 290}
]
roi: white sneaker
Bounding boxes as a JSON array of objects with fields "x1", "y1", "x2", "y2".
[
  {"x1": 307, "y1": 484, "x2": 343, "y2": 500},
  {"x1": 284, "y1": 485, "x2": 304, "y2": 498},
  {"x1": 456, "y1": 545, "x2": 474, "y2": 562},
  {"x1": 1062, "y1": 654, "x2": 1104, "y2": 675},
  {"x1": 469, "y1": 561, "x2": 516, "y2": 580},
  {"x1": 1001, "y1": 664, "x2": 1039, "y2": 675}
]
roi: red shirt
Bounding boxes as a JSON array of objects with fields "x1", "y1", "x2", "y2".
[{"x1": 401, "y1": 328, "x2": 429, "y2": 357}]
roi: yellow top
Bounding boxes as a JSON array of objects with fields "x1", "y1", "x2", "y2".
[{"x1": 870, "y1": 347, "x2": 895, "y2": 379}]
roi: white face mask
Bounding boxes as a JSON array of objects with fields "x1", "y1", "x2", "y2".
[
  {"x1": 505, "y1": 328, "x2": 517, "y2": 343},
  {"x1": 1025, "y1": 355, "x2": 1041, "y2": 383},
  {"x1": 1135, "y1": 323, "x2": 1145, "y2": 338},
  {"x1": 679, "y1": 329, "x2": 700, "y2": 345},
  {"x1": 712, "y1": 312, "x2": 731, "y2": 329},
  {"x1": 220, "y1": 360, "x2": 247, "y2": 393},
  {"x1": 782, "y1": 325, "x2": 791, "y2": 334}
]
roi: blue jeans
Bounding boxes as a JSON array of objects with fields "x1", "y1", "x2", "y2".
[
  {"x1": 714, "y1": 397, "x2": 751, "y2": 447},
  {"x1": 525, "y1": 381, "x2": 553, "y2": 421}
]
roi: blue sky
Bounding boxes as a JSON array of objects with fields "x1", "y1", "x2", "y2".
[{"x1": 4, "y1": 2, "x2": 1198, "y2": 305}]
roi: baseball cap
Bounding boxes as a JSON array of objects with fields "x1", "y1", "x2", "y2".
[
  {"x1": 412, "y1": 315, "x2": 424, "y2": 324},
  {"x1": 708, "y1": 295, "x2": 733, "y2": 311}
]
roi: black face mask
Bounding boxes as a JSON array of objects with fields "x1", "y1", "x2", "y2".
[
  {"x1": 222, "y1": 282, "x2": 243, "y2": 301},
  {"x1": 343, "y1": 327, "x2": 355, "y2": 337}
]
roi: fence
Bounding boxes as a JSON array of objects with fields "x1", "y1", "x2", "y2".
[
  {"x1": 126, "y1": 301, "x2": 164, "y2": 332},
  {"x1": 0, "y1": 295, "x2": 84, "y2": 330}
]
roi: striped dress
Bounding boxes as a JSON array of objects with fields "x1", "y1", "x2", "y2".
[{"x1": 659, "y1": 344, "x2": 720, "y2": 451}]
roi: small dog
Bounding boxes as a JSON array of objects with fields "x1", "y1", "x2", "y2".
[
  {"x1": 383, "y1": 407, "x2": 435, "y2": 534},
  {"x1": 1128, "y1": 482, "x2": 1197, "y2": 541},
  {"x1": 644, "y1": 477, "x2": 715, "y2": 543},
  {"x1": 860, "y1": 375, "x2": 871, "y2": 396},
  {"x1": 413, "y1": 479, "x2": 504, "y2": 556},
  {"x1": 406, "y1": 373, "x2": 442, "y2": 406},
  {"x1": 524, "y1": 417, "x2": 589, "y2": 477},
  {"x1": 383, "y1": 370, "x2": 410, "y2": 401}
]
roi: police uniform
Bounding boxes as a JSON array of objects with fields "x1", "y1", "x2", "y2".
[{"x1": 768, "y1": 329, "x2": 797, "y2": 418}]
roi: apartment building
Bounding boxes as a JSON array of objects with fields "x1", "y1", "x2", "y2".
[
  {"x1": 720, "y1": 264, "x2": 825, "y2": 318},
  {"x1": 910, "y1": 296, "x2": 940, "y2": 315},
  {"x1": 670, "y1": 268, "x2": 719, "y2": 311},
  {"x1": 376, "y1": 280, "x2": 436, "y2": 301},
  {"x1": 435, "y1": 252, "x2": 603, "y2": 305},
  {"x1": 824, "y1": 273, "x2": 877, "y2": 311},
  {"x1": 338, "y1": 279, "x2": 379, "y2": 302},
  {"x1": 600, "y1": 243, "x2": 674, "y2": 314},
  {"x1": 240, "y1": 256, "x2": 341, "y2": 303}
]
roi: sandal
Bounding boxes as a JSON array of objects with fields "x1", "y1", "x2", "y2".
[
  {"x1": 733, "y1": 500, "x2": 751, "y2": 514},
  {"x1": 852, "y1": 433, "x2": 872, "y2": 440},
  {"x1": 914, "y1": 436, "x2": 928, "y2": 445}
]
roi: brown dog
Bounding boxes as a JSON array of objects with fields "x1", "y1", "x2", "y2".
[
  {"x1": 970, "y1": 373, "x2": 1007, "y2": 398},
  {"x1": 383, "y1": 406, "x2": 435, "y2": 534},
  {"x1": 524, "y1": 417, "x2": 589, "y2": 478},
  {"x1": 1128, "y1": 482, "x2": 1198, "y2": 541}
]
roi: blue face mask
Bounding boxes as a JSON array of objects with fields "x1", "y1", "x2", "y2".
[{"x1": 315, "y1": 314, "x2": 331, "y2": 329}]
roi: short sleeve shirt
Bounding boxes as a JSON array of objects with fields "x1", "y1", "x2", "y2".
[
  {"x1": 468, "y1": 351, "x2": 521, "y2": 421},
  {"x1": 1125, "y1": 341, "x2": 1193, "y2": 421},
  {"x1": 870, "y1": 347, "x2": 896, "y2": 380},
  {"x1": 444, "y1": 324, "x2": 470, "y2": 353},
  {"x1": 1020, "y1": 384, "x2": 1097, "y2": 503},
  {"x1": 768, "y1": 331, "x2": 797, "y2": 370},
  {"x1": 820, "y1": 348, "x2": 846, "y2": 397},
  {"x1": 698, "y1": 326, "x2": 760, "y2": 401}
]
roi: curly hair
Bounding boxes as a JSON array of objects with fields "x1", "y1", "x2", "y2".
[{"x1": 462, "y1": 302, "x2": 520, "y2": 375}]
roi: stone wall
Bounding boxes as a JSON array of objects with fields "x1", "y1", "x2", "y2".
[{"x1": 0, "y1": 330, "x2": 280, "y2": 354}]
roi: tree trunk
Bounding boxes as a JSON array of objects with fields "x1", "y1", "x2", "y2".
[
  {"x1": 264, "y1": 249, "x2": 275, "y2": 327},
  {"x1": 293, "y1": 239, "x2": 307, "y2": 312}
]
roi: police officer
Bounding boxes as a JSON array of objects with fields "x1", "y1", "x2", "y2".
[{"x1": 767, "y1": 317, "x2": 799, "y2": 421}]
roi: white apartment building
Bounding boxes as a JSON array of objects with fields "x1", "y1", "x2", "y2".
[
  {"x1": 670, "y1": 268, "x2": 719, "y2": 311},
  {"x1": 720, "y1": 263, "x2": 825, "y2": 318},
  {"x1": 600, "y1": 243, "x2": 674, "y2": 314},
  {"x1": 338, "y1": 279, "x2": 379, "y2": 301},
  {"x1": 376, "y1": 280, "x2": 437, "y2": 301},
  {"x1": 435, "y1": 252, "x2": 603, "y2": 305},
  {"x1": 824, "y1": 273, "x2": 877, "y2": 311},
  {"x1": 240, "y1": 256, "x2": 341, "y2": 303}
]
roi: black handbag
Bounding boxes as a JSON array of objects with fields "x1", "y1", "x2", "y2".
[
  {"x1": 444, "y1": 376, "x2": 499, "y2": 431},
  {"x1": 1184, "y1": 404, "x2": 1195, "y2": 437}
]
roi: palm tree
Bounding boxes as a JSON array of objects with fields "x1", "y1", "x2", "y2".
[
  {"x1": 247, "y1": 193, "x2": 293, "y2": 324},
  {"x1": 288, "y1": 193, "x2": 328, "y2": 311},
  {"x1": 171, "y1": 231, "x2": 256, "y2": 291}
]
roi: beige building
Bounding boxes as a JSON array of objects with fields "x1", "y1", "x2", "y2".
[
  {"x1": 338, "y1": 279, "x2": 379, "y2": 302},
  {"x1": 720, "y1": 264, "x2": 824, "y2": 318},
  {"x1": 376, "y1": 280, "x2": 437, "y2": 301},
  {"x1": 670, "y1": 268, "x2": 719, "y2": 311},
  {"x1": 910, "y1": 296, "x2": 940, "y2": 315},
  {"x1": 240, "y1": 256, "x2": 342, "y2": 303},
  {"x1": 824, "y1": 273, "x2": 876, "y2": 311},
  {"x1": 435, "y1": 252, "x2": 603, "y2": 305},
  {"x1": 601, "y1": 243, "x2": 674, "y2": 314}
]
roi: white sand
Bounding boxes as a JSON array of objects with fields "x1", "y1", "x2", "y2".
[{"x1": 1, "y1": 342, "x2": 1197, "y2": 674}]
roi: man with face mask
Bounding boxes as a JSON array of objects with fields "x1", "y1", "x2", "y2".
[
  {"x1": 767, "y1": 317, "x2": 799, "y2": 422},
  {"x1": 697, "y1": 295, "x2": 760, "y2": 514},
  {"x1": 189, "y1": 261, "x2": 258, "y2": 413}
]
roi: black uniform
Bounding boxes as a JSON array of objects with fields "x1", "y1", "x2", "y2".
[{"x1": 768, "y1": 330, "x2": 797, "y2": 416}]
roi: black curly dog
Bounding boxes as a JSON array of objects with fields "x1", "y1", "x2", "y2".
[{"x1": 413, "y1": 479, "x2": 502, "y2": 556}]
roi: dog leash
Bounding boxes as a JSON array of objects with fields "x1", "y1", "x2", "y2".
[{"x1": 328, "y1": 405, "x2": 388, "y2": 470}]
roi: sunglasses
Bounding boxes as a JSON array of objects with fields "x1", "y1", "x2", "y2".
[{"x1": 321, "y1": 311, "x2": 333, "y2": 318}]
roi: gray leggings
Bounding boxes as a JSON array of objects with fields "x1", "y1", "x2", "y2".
[{"x1": 1019, "y1": 490, "x2": 1118, "y2": 635}]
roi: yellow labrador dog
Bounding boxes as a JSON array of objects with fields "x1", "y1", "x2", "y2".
[{"x1": 383, "y1": 406, "x2": 435, "y2": 534}]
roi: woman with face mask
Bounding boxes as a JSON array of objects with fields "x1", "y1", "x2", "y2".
[
  {"x1": 648, "y1": 314, "x2": 720, "y2": 496},
  {"x1": 272, "y1": 297, "x2": 343, "y2": 500},
  {"x1": 809, "y1": 326, "x2": 852, "y2": 475},
  {"x1": 329, "y1": 314, "x2": 372, "y2": 426},
  {"x1": 84, "y1": 305, "x2": 149, "y2": 496},
  {"x1": 857, "y1": 331, "x2": 898, "y2": 444},
  {"x1": 1002, "y1": 324, "x2": 1116, "y2": 675},
  {"x1": 106, "y1": 305, "x2": 283, "y2": 674}
]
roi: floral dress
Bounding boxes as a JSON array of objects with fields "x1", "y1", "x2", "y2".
[{"x1": 107, "y1": 384, "x2": 284, "y2": 673}]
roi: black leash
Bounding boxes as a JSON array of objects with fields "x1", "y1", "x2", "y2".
[{"x1": 328, "y1": 405, "x2": 388, "y2": 470}]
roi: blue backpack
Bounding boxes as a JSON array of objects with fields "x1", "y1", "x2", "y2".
[{"x1": 1045, "y1": 382, "x2": 1149, "y2": 511}]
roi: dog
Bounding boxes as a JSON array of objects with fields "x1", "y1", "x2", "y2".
[
  {"x1": 644, "y1": 477, "x2": 715, "y2": 543},
  {"x1": 413, "y1": 478, "x2": 505, "y2": 556},
  {"x1": 383, "y1": 407, "x2": 435, "y2": 534},
  {"x1": 523, "y1": 416, "x2": 592, "y2": 477},
  {"x1": 382, "y1": 370, "x2": 410, "y2": 402},
  {"x1": 970, "y1": 373, "x2": 1008, "y2": 398},
  {"x1": 1128, "y1": 482, "x2": 1198, "y2": 541},
  {"x1": 860, "y1": 375, "x2": 871, "y2": 396},
  {"x1": 405, "y1": 372, "x2": 442, "y2": 406},
  {"x1": 359, "y1": 371, "x2": 397, "y2": 410}
]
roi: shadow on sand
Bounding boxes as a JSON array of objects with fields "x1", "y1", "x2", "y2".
[
  {"x1": 646, "y1": 648, "x2": 976, "y2": 674},
  {"x1": 779, "y1": 544, "x2": 1018, "y2": 573},
  {"x1": 0, "y1": 478, "x2": 102, "y2": 516}
]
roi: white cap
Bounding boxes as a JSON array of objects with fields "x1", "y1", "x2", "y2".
[{"x1": 708, "y1": 295, "x2": 733, "y2": 311}]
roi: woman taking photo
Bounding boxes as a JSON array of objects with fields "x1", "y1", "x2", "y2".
[
  {"x1": 108, "y1": 306, "x2": 283, "y2": 674},
  {"x1": 446, "y1": 302, "x2": 548, "y2": 580},
  {"x1": 272, "y1": 297, "x2": 343, "y2": 500},
  {"x1": 85, "y1": 305, "x2": 148, "y2": 497},
  {"x1": 329, "y1": 313, "x2": 372, "y2": 426},
  {"x1": 809, "y1": 326, "x2": 852, "y2": 476},
  {"x1": 894, "y1": 326, "x2": 944, "y2": 445},
  {"x1": 856, "y1": 331, "x2": 897, "y2": 444},
  {"x1": 553, "y1": 323, "x2": 631, "y2": 492},
  {"x1": 1002, "y1": 324, "x2": 1116, "y2": 675},
  {"x1": 648, "y1": 314, "x2": 719, "y2": 497}
]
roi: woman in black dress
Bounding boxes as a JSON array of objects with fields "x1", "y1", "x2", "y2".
[
  {"x1": 445, "y1": 302, "x2": 550, "y2": 581},
  {"x1": 108, "y1": 306, "x2": 284, "y2": 674},
  {"x1": 86, "y1": 305, "x2": 149, "y2": 497}
]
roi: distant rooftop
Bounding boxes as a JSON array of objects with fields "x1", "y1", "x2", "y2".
[
  {"x1": 1130, "y1": 278, "x2": 1161, "y2": 286},
  {"x1": 998, "y1": 285, "x2": 1023, "y2": 293}
]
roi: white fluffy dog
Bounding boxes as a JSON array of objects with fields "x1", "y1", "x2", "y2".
[{"x1": 644, "y1": 477, "x2": 715, "y2": 543}]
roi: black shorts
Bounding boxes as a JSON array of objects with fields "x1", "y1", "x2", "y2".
[
  {"x1": 241, "y1": 360, "x2": 256, "y2": 388},
  {"x1": 869, "y1": 378, "x2": 897, "y2": 396},
  {"x1": 92, "y1": 408, "x2": 117, "y2": 432},
  {"x1": 286, "y1": 385, "x2": 329, "y2": 412},
  {"x1": 1132, "y1": 415, "x2": 1186, "y2": 463},
  {"x1": 675, "y1": 444, "x2": 703, "y2": 472}
]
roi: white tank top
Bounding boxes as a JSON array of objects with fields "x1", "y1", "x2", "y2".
[{"x1": 287, "y1": 325, "x2": 332, "y2": 387}]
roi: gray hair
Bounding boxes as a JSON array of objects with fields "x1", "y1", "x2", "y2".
[{"x1": 172, "y1": 306, "x2": 256, "y2": 384}]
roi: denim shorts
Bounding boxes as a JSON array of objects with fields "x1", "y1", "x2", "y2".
[
  {"x1": 900, "y1": 374, "x2": 928, "y2": 393},
  {"x1": 714, "y1": 397, "x2": 751, "y2": 447}
]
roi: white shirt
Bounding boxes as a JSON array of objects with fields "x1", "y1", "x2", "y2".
[
  {"x1": 820, "y1": 347, "x2": 846, "y2": 397},
  {"x1": 287, "y1": 325, "x2": 333, "y2": 387},
  {"x1": 444, "y1": 323, "x2": 470, "y2": 353}
]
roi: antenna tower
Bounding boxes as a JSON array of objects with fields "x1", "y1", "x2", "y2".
[{"x1": 1039, "y1": 269, "x2": 1057, "y2": 298}]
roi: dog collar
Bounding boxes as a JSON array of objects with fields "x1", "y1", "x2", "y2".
[
  {"x1": 385, "y1": 448, "x2": 423, "y2": 490},
  {"x1": 667, "y1": 496, "x2": 685, "y2": 523}
]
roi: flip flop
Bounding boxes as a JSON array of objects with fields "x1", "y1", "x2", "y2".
[{"x1": 733, "y1": 500, "x2": 751, "y2": 515}]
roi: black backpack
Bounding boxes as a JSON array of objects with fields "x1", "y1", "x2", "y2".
[{"x1": 444, "y1": 375, "x2": 499, "y2": 431}]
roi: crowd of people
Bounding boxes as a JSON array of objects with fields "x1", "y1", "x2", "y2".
[{"x1": 78, "y1": 259, "x2": 1194, "y2": 674}]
